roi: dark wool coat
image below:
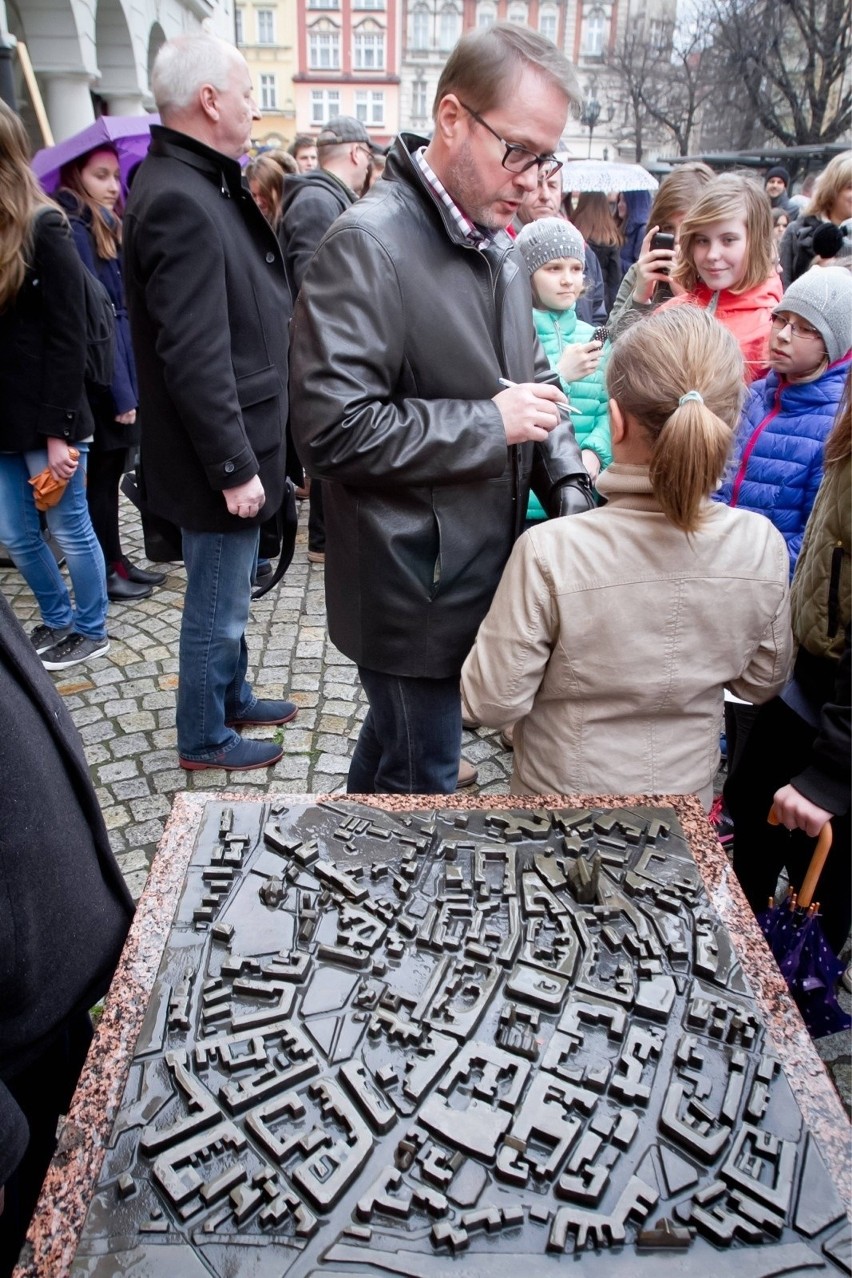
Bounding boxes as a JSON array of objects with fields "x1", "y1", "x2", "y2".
[
  {"x1": 122, "y1": 126, "x2": 291, "y2": 532},
  {"x1": 0, "y1": 208, "x2": 92, "y2": 452},
  {"x1": 0, "y1": 594, "x2": 133, "y2": 1184}
]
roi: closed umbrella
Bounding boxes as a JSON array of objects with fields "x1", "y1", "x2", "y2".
[
  {"x1": 758, "y1": 810, "x2": 850, "y2": 1038},
  {"x1": 32, "y1": 115, "x2": 159, "y2": 194},
  {"x1": 560, "y1": 159, "x2": 659, "y2": 194}
]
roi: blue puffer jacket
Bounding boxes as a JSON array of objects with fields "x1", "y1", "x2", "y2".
[{"x1": 717, "y1": 353, "x2": 851, "y2": 575}]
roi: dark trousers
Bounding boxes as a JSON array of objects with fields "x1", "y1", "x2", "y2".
[
  {"x1": 0, "y1": 1013, "x2": 93, "y2": 1278},
  {"x1": 308, "y1": 478, "x2": 325, "y2": 554},
  {"x1": 85, "y1": 446, "x2": 127, "y2": 568},
  {"x1": 348, "y1": 667, "x2": 462, "y2": 795},
  {"x1": 725, "y1": 696, "x2": 851, "y2": 953}
]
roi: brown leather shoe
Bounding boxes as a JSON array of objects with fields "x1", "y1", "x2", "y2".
[
  {"x1": 456, "y1": 759, "x2": 478, "y2": 789},
  {"x1": 499, "y1": 723, "x2": 515, "y2": 751}
]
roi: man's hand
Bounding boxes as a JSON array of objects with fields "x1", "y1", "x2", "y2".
[
  {"x1": 772, "y1": 784, "x2": 834, "y2": 839},
  {"x1": 493, "y1": 382, "x2": 567, "y2": 445},
  {"x1": 114, "y1": 409, "x2": 137, "y2": 426},
  {"x1": 224, "y1": 474, "x2": 265, "y2": 518}
]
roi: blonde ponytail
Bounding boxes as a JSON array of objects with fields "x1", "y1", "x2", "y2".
[{"x1": 607, "y1": 306, "x2": 745, "y2": 532}]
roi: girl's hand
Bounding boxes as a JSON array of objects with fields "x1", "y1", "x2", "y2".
[
  {"x1": 114, "y1": 409, "x2": 137, "y2": 425},
  {"x1": 632, "y1": 224, "x2": 678, "y2": 305},
  {"x1": 558, "y1": 340, "x2": 602, "y2": 384},
  {"x1": 46, "y1": 436, "x2": 79, "y2": 483}
]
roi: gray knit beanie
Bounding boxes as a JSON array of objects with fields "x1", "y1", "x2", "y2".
[
  {"x1": 776, "y1": 266, "x2": 852, "y2": 365},
  {"x1": 516, "y1": 217, "x2": 586, "y2": 275}
]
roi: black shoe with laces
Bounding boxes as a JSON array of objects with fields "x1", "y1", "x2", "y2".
[
  {"x1": 30, "y1": 622, "x2": 72, "y2": 654},
  {"x1": 41, "y1": 632, "x2": 110, "y2": 670}
]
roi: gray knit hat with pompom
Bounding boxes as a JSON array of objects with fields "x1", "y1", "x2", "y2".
[{"x1": 516, "y1": 217, "x2": 586, "y2": 275}]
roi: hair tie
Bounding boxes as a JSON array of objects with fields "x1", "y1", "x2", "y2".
[{"x1": 678, "y1": 390, "x2": 704, "y2": 406}]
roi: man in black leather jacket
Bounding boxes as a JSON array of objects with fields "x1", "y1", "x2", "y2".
[{"x1": 290, "y1": 23, "x2": 594, "y2": 795}]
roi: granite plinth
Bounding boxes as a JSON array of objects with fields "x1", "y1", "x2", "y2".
[{"x1": 14, "y1": 793, "x2": 852, "y2": 1278}]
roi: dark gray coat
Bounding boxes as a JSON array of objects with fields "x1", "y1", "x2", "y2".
[
  {"x1": 0, "y1": 595, "x2": 133, "y2": 1184},
  {"x1": 290, "y1": 132, "x2": 592, "y2": 679},
  {"x1": 122, "y1": 127, "x2": 291, "y2": 532}
]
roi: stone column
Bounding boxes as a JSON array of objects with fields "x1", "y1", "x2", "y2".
[
  {"x1": 42, "y1": 70, "x2": 95, "y2": 140},
  {"x1": 100, "y1": 92, "x2": 147, "y2": 116}
]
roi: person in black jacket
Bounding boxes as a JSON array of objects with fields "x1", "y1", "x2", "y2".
[
  {"x1": 123, "y1": 34, "x2": 297, "y2": 772},
  {"x1": 290, "y1": 23, "x2": 594, "y2": 795},
  {"x1": 0, "y1": 101, "x2": 110, "y2": 672},
  {"x1": 279, "y1": 116, "x2": 375, "y2": 564},
  {"x1": 57, "y1": 148, "x2": 165, "y2": 603},
  {"x1": 779, "y1": 153, "x2": 852, "y2": 286},
  {"x1": 0, "y1": 593, "x2": 134, "y2": 1277}
]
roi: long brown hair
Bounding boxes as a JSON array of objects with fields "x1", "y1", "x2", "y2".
[
  {"x1": 606, "y1": 305, "x2": 745, "y2": 532},
  {"x1": 647, "y1": 162, "x2": 713, "y2": 233},
  {"x1": 58, "y1": 147, "x2": 122, "y2": 261},
  {"x1": 824, "y1": 372, "x2": 851, "y2": 465},
  {"x1": 571, "y1": 192, "x2": 623, "y2": 247},
  {"x1": 807, "y1": 152, "x2": 852, "y2": 223},
  {"x1": 245, "y1": 154, "x2": 286, "y2": 229},
  {"x1": 0, "y1": 100, "x2": 56, "y2": 311}
]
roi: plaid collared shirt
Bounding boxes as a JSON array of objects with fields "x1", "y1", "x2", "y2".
[{"x1": 412, "y1": 146, "x2": 492, "y2": 250}]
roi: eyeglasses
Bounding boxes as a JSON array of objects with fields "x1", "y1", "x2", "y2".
[
  {"x1": 458, "y1": 101, "x2": 562, "y2": 179},
  {"x1": 770, "y1": 314, "x2": 822, "y2": 340}
]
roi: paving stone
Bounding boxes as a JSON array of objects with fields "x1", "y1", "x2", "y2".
[
  {"x1": 129, "y1": 795, "x2": 173, "y2": 821},
  {"x1": 98, "y1": 760, "x2": 140, "y2": 783},
  {"x1": 79, "y1": 721, "x2": 117, "y2": 745},
  {"x1": 112, "y1": 778, "x2": 154, "y2": 801},
  {"x1": 102, "y1": 806, "x2": 132, "y2": 830},
  {"x1": 126, "y1": 818, "x2": 165, "y2": 846},
  {"x1": 111, "y1": 732, "x2": 154, "y2": 759},
  {"x1": 70, "y1": 706, "x2": 106, "y2": 727},
  {"x1": 315, "y1": 752, "x2": 350, "y2": 775}
]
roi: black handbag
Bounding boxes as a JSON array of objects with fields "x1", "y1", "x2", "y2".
[{"x1": 120, "y1": 467, "x2": 183, "y2": 563}]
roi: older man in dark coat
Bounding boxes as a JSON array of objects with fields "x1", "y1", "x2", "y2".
[{"x1": 123, "y1": 34, "x2": 295, "y2": 772}]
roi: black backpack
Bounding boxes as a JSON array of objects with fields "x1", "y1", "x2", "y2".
[{"x1": 32, "y1": 206, "x2": 116, "y2": 390}]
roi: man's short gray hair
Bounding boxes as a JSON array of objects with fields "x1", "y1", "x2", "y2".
[{"x1": 152, "y1": 35, "x2": 239, "y2": 116}]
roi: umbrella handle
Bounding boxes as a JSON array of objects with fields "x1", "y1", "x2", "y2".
[{"x1": 768, "y1": 807, "x2": 832, "y2": 909}]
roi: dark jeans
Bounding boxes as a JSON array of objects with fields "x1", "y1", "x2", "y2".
[
  {"x1": 725, "y1": 696, "x2": 851, "y2": 953},
  {"x1": 348, "y1": 667, "x2": 462, "y2": 795},
  {"x1": 0, "y1": 1013, "x2": 93, "y2": 1278}
]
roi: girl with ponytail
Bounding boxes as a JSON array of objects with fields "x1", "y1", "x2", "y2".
[{"x1": 461, "y1": 306, "x2": 794, "y2": 807}]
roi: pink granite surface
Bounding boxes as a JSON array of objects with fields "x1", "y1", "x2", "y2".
[{"x1": 14, "y1": 791, "x2": 851, "y2": 1277}]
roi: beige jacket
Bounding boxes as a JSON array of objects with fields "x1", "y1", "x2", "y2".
[{"x1": 461, "y1": 464, "x2": 794, "y2": 808}]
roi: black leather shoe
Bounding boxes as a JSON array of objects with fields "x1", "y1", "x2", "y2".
[
  {"x1": 106, "y1": 571, "x2": 153, "y2": 602},
  {"x1": 117, "y1": 559, "x2": 166, "y2": 586}
]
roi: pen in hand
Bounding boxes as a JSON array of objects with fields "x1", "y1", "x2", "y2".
[{"x1": 497, "y1": 377, "x2": 579, "y2": 415}]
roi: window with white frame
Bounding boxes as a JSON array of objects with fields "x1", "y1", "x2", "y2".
[
  {"x1": 412, "y1": 79, "x2": 428, "y2": 118},
  {"x1": 439, "y1": 3, "x2": 461, "y2": 48},
  {"x1": 307, "y1": 0, "x2": 340, "y2": 6},
  {"x1": 235, "y1": 8, "x2": 244, "y2": 42},
  {"x1": 353, "y1": 0, "x2": 384, "y2": 8},
  {"x1": 355, "y1": 89, "x2": 385, "y2": 126},
  {"x1": 647, "y1": 17, "x2": 670, "y2": 49},
  {"x1": 581, "y1": 6, "x2": 608, "y2": 56},
  {"x1": 311, "y1": 88, "x2": 341, "y2": 124},
  {"x1": 411, "y1": 4, "x2": 430, "y2": 49},
  {"x1": 477, "y1": 2, "x2": 496, "y2": 28},
  {"x1": 507, "y1": 1, "x2": 527, "y2": 24},
  {"x1": 539, "y1": 3, "x2": 557, "y2": 41},
  {"x1": 353, "y1": 24, "x2": 385, "y2": 69},
  {"x1": 260, "y1": 74, "x2": 277, "y2": 110},
  {"x1": 309, "y1": 22, "x2": 341, "y2": 68},
  {"x1": 257, "y1": 9, "x2": 275, "y2": 43}
]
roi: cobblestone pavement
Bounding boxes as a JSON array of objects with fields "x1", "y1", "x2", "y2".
[{"x1": 2, "y1": 493, "x2": 848, "y2": 1107}]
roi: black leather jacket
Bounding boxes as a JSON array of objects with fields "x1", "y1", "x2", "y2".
[{"x1": 290, "y1": 133, "x2": 593, "y2": 679}]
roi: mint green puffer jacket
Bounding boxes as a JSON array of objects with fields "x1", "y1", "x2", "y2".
[{"x1": 527, "y1": 307, "x2": 612, "y2": 521}]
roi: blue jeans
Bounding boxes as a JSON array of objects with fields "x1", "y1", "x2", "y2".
[
  {"x1": 348, "y1": 667, "x2": 462, "y2": 795},
  {"x1": 0, "y1": 447, "x2": 108, "y2": 639},
  {"x1": 177, "y1": 526, "x2": 260, "y2": 761}
]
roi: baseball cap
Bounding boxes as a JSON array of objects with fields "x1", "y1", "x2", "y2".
[{"x1": 316, "y1": 116, "x2": 377, "y2": 150}]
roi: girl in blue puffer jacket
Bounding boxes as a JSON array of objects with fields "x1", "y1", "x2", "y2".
[
  {"x1": 516, "y1": 218, "x2": 611, "y2": 520},
  {"x1": 718, "y1": 265, "x2": 852, "y2": 576}
]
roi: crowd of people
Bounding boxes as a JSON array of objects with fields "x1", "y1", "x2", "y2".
[{"x1": 0, "y1": 23, "x2": 850, "y2": 1273}]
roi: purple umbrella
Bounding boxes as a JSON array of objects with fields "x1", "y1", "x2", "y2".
[
  {"x1": 758, "y1": 814, "x2": 850, "y2": 1038},
  {"x1": 32, "y1": 115, "x2": 159, "y2": 194}
]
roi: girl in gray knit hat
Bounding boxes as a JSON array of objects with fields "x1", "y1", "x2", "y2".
[{"x1": 515, "y1": 217, "x2": 611, "y2": 511}]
